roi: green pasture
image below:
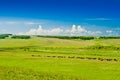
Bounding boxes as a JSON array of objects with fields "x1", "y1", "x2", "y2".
[{"x1": 0, "y1": 37, "x2": 120, "y2": 80}]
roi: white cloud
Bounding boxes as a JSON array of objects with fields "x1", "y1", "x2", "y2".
[
  {"x1": 71, "y1": 25, "x2": 76, "y2": 33},
  {"x1": 21, "y1": 25, "x2": 63, "y2": 35},
  {"x1": 18, "y1": 25, "x2": 103, "y2": 36},
  {"x1": 106, "y1": 30, "x2": 113, "y2": 36},
  {"x1": 87, "y1": 31, "x2": 102, "y2": 35},
  {"x1": 77, "y1": 25, "x2": 87, "y2": 32},
  {"x1": 106, "y1": 30, "x2": 112, "y2": 33}
]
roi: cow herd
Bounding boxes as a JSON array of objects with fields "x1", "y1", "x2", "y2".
[{"x1": 31, "y1": 55, "x2": 118, "y2": 62}]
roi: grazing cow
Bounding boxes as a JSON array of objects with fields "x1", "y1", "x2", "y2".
[
  {"x1": 57, "y1": 56, "x2": 65, "y2": 58},
  {"x1": 98, "y1": 58, "x2": 104, "y2": 61},
  {"x1": 86, "y1": 57, "x2": 92, "y2": 60},
  {"x1": 76, "y1": 57, "x2": 85, "y2": 59},
  {"x1": 114, "y1": 59, "x2": 118, "y2": 62},
  {"x1": 106, "y1": 58, "x2": 112, "y2": 61},
  {"x1": 100, "y1": 58, "x2": 104, "y2": 61},
  {"x1": 79, "y1": 57, "x2": 85, "y2": 59},
  {"x1": 68, "y1": 56, "x2": 75, "y2": 59},
  {"x1": 52, "y1": 56, "x2": 56, "y2": 58},
  {"x1": 86, "y1": 57, "x2": 97, "y2": 60},
  {"x1": 92, "y1": 58, "x2": 97, "y2": 60},
  {"x1": 46, "y1": 56, "x2": 51, "y2": 58},
  {"x1": 76, "y1": 56, "x2": 81, "y2": 59},
  {"x1": 32, "y1": 55, "x2": 35, "y2": 57}
]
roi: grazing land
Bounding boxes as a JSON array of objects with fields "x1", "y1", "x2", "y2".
[{"x1": 0, "y1": 36, "x2": 120, "y2": 80}]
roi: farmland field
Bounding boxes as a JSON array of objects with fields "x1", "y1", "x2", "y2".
[{"x1": 0, "y1": 37, "x2": 120, "y2": 80}]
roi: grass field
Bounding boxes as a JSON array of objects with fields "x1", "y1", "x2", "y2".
[{"x1": 0, "y1": 37, "x2": 120, "y2": 80}]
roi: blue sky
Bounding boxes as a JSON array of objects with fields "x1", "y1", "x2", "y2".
[{"x1": 0, "y1": 0, "x2": 120, "y2": 36}]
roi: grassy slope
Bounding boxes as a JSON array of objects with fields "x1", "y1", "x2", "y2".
[
  {"x1": 0, "y1": 37, "x2": 120, "y2": 80},
  {"x1": 0, "y1": 66, "x2": 80, "y2": 80}
]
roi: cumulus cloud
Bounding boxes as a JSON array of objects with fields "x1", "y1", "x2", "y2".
[
  {"x1": 106, "y1": 30, "x2": 112, "y2": 33},
  {"x1": 71, "y1": 25, "x2": 76, "y2": 33},
  {"x1": 18, "y1": 25, "x2": 103, "y2": 36},
  {"x1": 77, "y1": 25, "x2": 87, "y2": 32},
  {"x1": 19, "y1": 25, "x2": 63, "y2": 35}
]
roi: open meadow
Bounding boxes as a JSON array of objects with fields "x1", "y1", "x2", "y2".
[{"x1": 0, "y1": 37, "x2": 120, "y2": 80}]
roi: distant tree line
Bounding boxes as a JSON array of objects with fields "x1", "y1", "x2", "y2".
[
  {"x1": 99, "y1": 36, "x2": 120, "y2": 39},
  {"x1": 0, "y1": 34, "x2": 12, "y2": 39},
  {"x1": 37, "y1": 35, "x2": 95, "y2": 40},
  {"x1": 0, "y1": 34, "x2": 31, "y2": 39},
  {"x1": 37, "y1": 35, "x2": 120, "y2": 40},
  {"x1": 0, "y1": 34, "x2": 120, "y2": 40},
  {"x1": 11, "y1": 35, "x2": 31, "y2": 39}
]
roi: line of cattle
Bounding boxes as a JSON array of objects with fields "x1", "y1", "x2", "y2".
[{"x1": 31, "y1": 55, "x2": 118, "y2": 62}]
